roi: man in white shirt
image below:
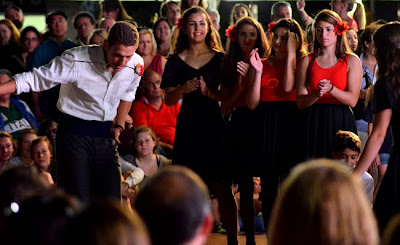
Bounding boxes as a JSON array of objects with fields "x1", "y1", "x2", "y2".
[{"x1": 0, "y1": 22, "x2": 143, "y2": 202}]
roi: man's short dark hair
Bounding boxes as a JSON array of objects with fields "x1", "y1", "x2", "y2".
[
  {"x1": 73, "y1": 11, "x2": 96, "y2": 29},
  {"x1": 333, "y1": 130, "x2": 361, "y2": 154},
  {"x1": 135, "y1": 166, "x2": 211, "y2": 245},
  {"x1": 107, "y1": 21, "x2": 139, "y2": 47},
  {"x1": 5, "y1": 5, "x2": 23, "y2": 15},
  {"x1": 46, "y1": 10, "x2": 68, "y2": 25}
]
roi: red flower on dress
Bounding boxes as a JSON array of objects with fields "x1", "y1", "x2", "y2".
[
  {"x1": 225, "y1": 25, "x2": 237, "y2": 41},
  {"x1": 135, "y1": 63, "x2": 144, "y2": 77},
  {"x1": 334, "y1": 21, "x2": 349, "y2": 36},
  {"x1": 175, "y1": 17, "x2": 184, "y2": 29},
  {"x1": 268, "y1": 22, "x2": 277, "y2": 35}
]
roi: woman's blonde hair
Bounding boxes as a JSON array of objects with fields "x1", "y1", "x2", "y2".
[
  {"x1": 138, "y1": 28, "x2": 157, "y2": 56},
  {"x1": 268, "y1": 159, "x2": 379, "y2": 245}
]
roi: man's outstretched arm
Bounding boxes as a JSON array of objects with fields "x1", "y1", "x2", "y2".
[{"x1": 0, "y1": 79, "x2": 16, "y2": 95}]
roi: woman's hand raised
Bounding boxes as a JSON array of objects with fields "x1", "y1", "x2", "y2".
[{"x1": 249, "y1": 48, "x2": 263, "y2": 74}]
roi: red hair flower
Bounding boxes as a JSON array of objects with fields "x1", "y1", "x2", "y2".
[
  {"x1": 225, "y1": 25, "x2": 237, "y2": 41},
  {"x1": 135, "y1": 63, "x2": 144, "y2": 77},
  {"x1": 268, "y1": 22, "x2": 277, "y2": 35},
  {"x1": 175, "y1": 17, "x2": 184, "y2": 29},
  {"x1": 334, "y1": 21, "x2": 349, "y2": 36}
]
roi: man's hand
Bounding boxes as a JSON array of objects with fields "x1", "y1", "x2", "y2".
[{"x1": 110, "y1": 127, "x2": 122, "y2": 144}]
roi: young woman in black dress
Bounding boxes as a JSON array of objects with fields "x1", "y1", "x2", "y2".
[
  {"x1": 161, "y1": 6, "x2": 238, "y2": 244},
  {"x1": 221, "y1": 16, "x2": 269, "y2": 244}
]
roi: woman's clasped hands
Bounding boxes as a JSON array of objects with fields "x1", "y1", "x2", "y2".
[{"x1": 317, "y1": 79, "x2": 331, "y2": 97}]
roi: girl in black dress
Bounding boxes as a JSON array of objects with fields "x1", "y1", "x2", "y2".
[
  {"x1": 161, "y1": 6, "x2": 237, "y2": 244},
  {"x1": 221, "y1": 17, "x2": 269, "y2": 245}
]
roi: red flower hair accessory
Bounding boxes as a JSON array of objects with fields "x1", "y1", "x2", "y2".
[
  {"x1": 225, "y1": 25, "x2": 237, "y2": 41},
  {"x1": 268, "y1": 22, "x2": 277, "y2": 35},
  {"x1": 175, "y1": 17, "x2": 184, "y2": 29},
  {"x1": 135, "y1": 63, "x2": 144, "y2": 76},
  {"x1": 334, "y1": 21, "x2": 349, "y2": 36}
]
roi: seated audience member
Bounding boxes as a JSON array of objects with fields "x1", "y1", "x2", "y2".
[
  {"x1": 297, "y1": 0, "x2": 361, "y2": 31},
  {"x1": 0, "y1": 166, "x2": 50, "y2": 239},
  {"x1": 229, "y1": 3, "x2": 253, "y2": 25},
  {"x1": 73, "y1": 11, "x2": 96, "y2": 45},
  {"x1": 383, "y1": 213, "x2": 400, "y2": 245},
  {"x1": 270, "y1": 1, "x2": 292, "y2": 21},
  {"x1": 4, "y1": 5, "x2": 24, "y2": 31},
  {"x1": 236, "y1": 177, "x2": 265, "y2": 233},
  {"x1": 120, "y1": 156, "x2": 145, "y2": 204},
  {"x1": 136, "y1": 29, "x2": 167, "y2": 75},
  {"x1": 0, "y1": 69, "x2": 38, "y2": 139},
  {"x1": 3, "y1": 191, "x2": 78, "y2": 245},
  {"x1": 63, "y1": 201, "x2": 150, "y2": 245},
  {"x1": 9, "y1": 26, "x2": 41, "y2": 75},
  {"x1": 89, "y1": 28, "x2": 108, "y2": 44},
  {"x1": 153, "y1": 17, "x2": 172, "y2": 57},
  {"x1": 38, "y1": 119, "x2": 57, "y2": 147},
  {"x1": 160, "y1": 1, "x2": 181, "y2": 27},
  {"x1": 98, "y1": 0, "x2": 133, "y2": 22},
  {"x1": 98, "y1": 16, "x2": 116, "y2": 33},
  {"x1": 123, "y1": 126, "x2": 171, "y2": 187},
  {"x1": 0, "y1": 131, "x2": 16, "y2": 172},
  {"x1": 121, "y1": 156, "x2": 145, "y2": 189},
  {"x1": 0, "y1": 166, "x2": 49, "y2": 223},
  {"x1": 135, "y1": 165, "x2": 214, "y2": 245},
  {"x1": 332, "y1": 130, "x2": 374, "y2": 203},
  {"x1": 207, "y1": 8, "x2": 220, "y2": 31},
  {"x1": 9, "y1": 129, "x2": 37, "y2": 167},
  {"x1": 268, "y1": 159, "x2": 378, "y2": 245},
  {"x1": 130, "y1": 70, "x2": 180, "y2": 157},
  {"x1": 0, "y1": 19, "x2": 21, "y2": 71},
  {"x1": 31, "y1": 137, "x2": 56, "y2": 185},
  {"x1": 206, "y1": 8, "x2": 223, "y2": 51}
]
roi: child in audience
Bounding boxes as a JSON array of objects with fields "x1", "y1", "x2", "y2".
[
  {"x1": 123, "y1": 126, "x2": 171, "y2": 185},
  {"x1": 31, "y1": 137, "x2": 55, "y2": 185},
  {"x1": 0, "y1": 131, "x2": 16, "y2": 172},
  {"x1": 64, "y1": 201, "x2": 150, "y2": 245},
  {"x1": 10, "y1": 129, "x2": 37, "y2": 167},
  {"x1": 332, "y1": 130, "x2": 374, "y2": 203}
]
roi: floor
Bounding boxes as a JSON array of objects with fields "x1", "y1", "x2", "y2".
[{"x1": 206, "y1": 233, "x2": 268, "y2": 245}]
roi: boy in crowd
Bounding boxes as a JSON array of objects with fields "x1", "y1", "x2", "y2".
[{"x1": 332, "y1": 130, "x2": 374, "y2": 203}]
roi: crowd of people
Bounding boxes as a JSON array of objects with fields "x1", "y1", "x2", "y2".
[{"x1": 0, "y1": 0, "x2": 400, "y2": 244}]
